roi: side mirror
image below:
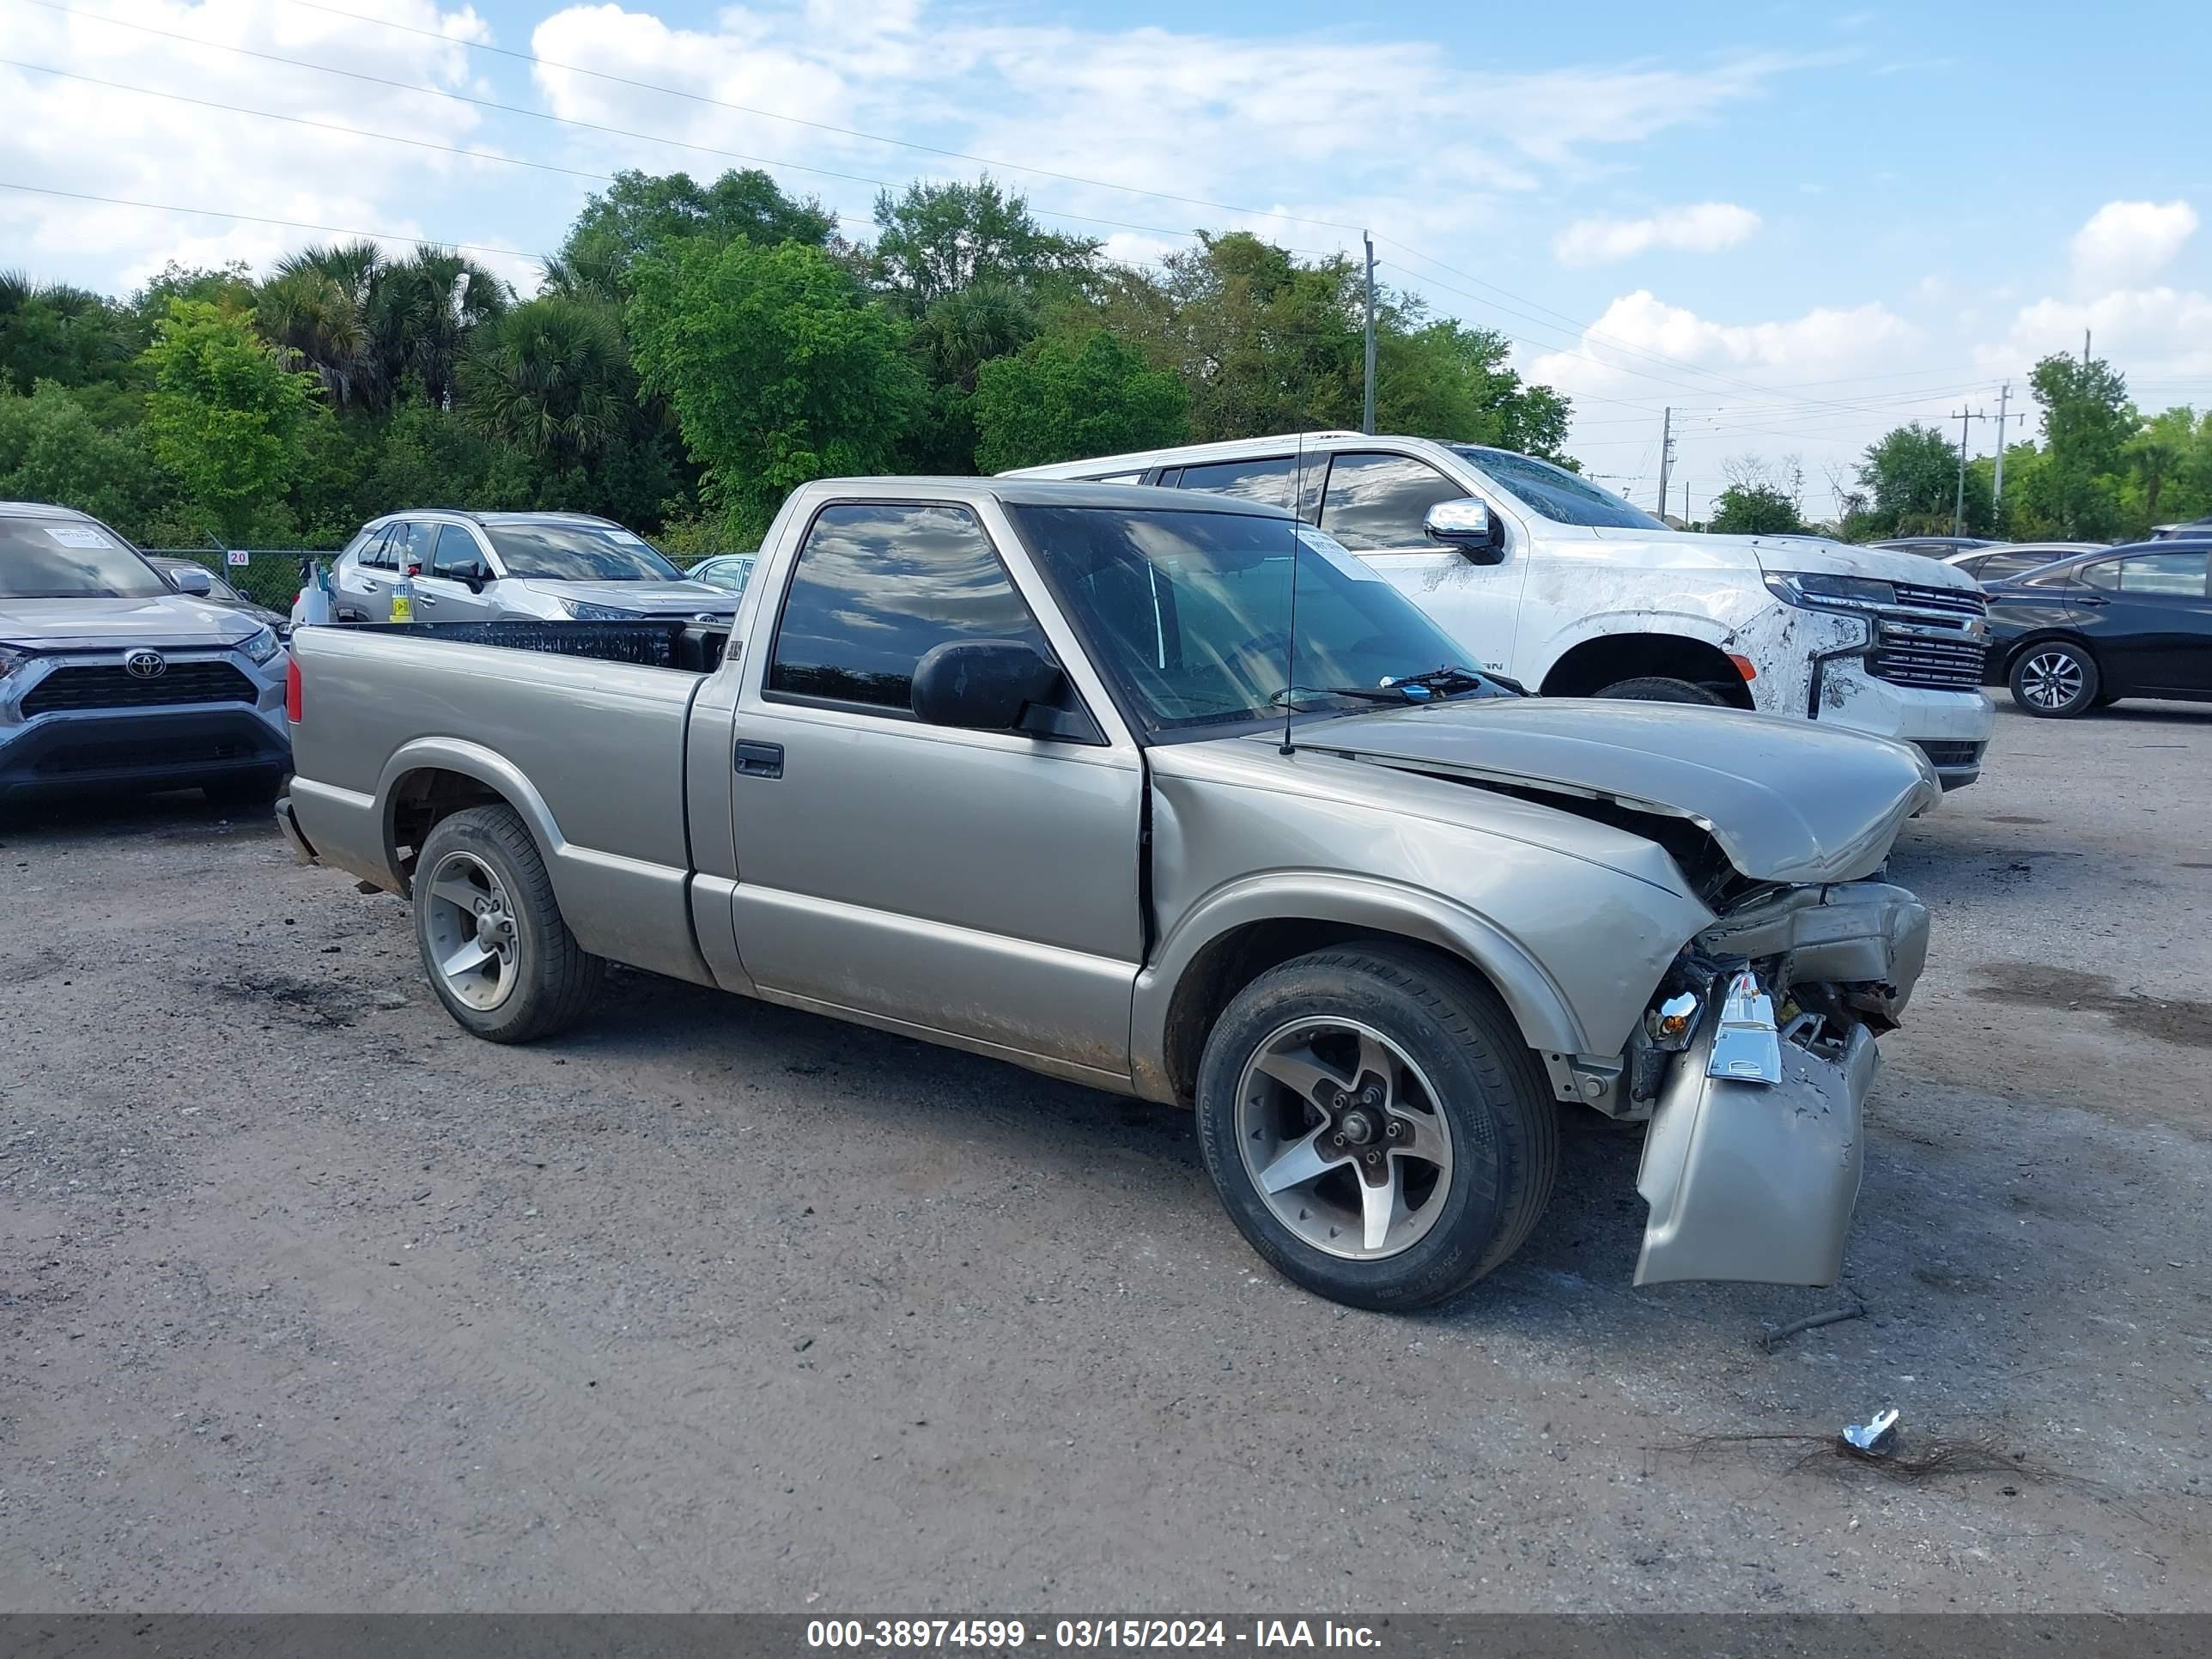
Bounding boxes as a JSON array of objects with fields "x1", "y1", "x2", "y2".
[
  {"x1": 1425, "y1": 497, "x2": 1505, "y2": 564},
  {"x1": 910, "y1": 639, "x2": 1063, "y2": 731},
  {"x1": 456, "y1": 562, "x2": 492, "y2": 592},
  {"x1": 170, "y1": 567, "x2": 215, "y2": 597}
]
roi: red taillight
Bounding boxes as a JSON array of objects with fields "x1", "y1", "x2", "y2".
[{"x1": 285, "y1": 656, "x2": 303, "y2": 724}]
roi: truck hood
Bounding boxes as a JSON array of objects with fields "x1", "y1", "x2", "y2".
[
  {"x1": 511, "y1": 578, "x2": 738, "y2": 617},
  {"x1": 0, "y1": 594, "x2": 266, "y2": 650},
  {"x1": 1286, "y1": 697, "x2": 1938, "y2": 885},
  {"x1": 1586, "y1": 526, "x2": 1982, "y2": 591}
]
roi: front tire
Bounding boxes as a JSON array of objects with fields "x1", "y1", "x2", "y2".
[
  {"x1": 1595, "y1": 676, "x2": 1728, "y2": 705},
  {"x1": 1194, "y1": 943, "x2": 1559, "y2": 1311},
  {"x1": 412, "y1": 805, "x2": 604, "y2": 1042},
  {"x1": 2009, "y1": 640, "x2": 2099, "y2": 718}
]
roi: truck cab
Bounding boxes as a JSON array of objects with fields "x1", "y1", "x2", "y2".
[{"x1": 1009, "y1": 434, "x2": 1996, "y2": 789}]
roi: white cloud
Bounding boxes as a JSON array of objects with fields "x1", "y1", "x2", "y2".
[
  {"x1": 1553, "y1": 202, "x2": 1760, "y2": 266},
  {"x1": 2069, "y1": 199, "x2": 2198, "y2": 290},
  {"x1": 0, "y1": 0, "x2": 516, "y2": 295},
  {"x1": 1976, "y1": 287, "x2": 2212, "y2": 382},
  {"x1": 526, "y1": 4, "x2": 1806, "y2": 251}
]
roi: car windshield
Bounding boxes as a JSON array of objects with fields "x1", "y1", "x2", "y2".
[
  {"x1": 0, "y1": 518, "x2": 169, "y2": 599},
  {"x1": 1012, "y1": 504, "x2": 1504, "y2": 733},
  {"x1": 1449, "y1": 446, "x2": 1668, "y2": 531},
  {"x1": 483, "y1": 523, "x2": 682, "y2": 581}
]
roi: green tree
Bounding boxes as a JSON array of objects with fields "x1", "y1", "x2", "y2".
[
  {"x1": 1851, "y1": 422, "x2": 1992, "y2": 537},
  {"x1": 0, "y1": 273, "x2": 140, "y2": 394},
  {"x1": 458, "y1": 296, "x2": 632, "y2": 468},
  {"x1": 547, "y1": 169, "x2": 839, "y2": 301},
  {"x1": 363, "y1": 247, "x2": 509, "y2": 410},
  {"x1": 1377, "y1": 319, "x2": 1571, "y2": 459},
  {"x1": 869, "y1": 178, "x2": 1099, "y2": 314},
  {"x1": 140, "y1": 299, "x2": 320, "y2": 544},
  {"x1": 973, "y1": 327, "x2": 1188, "y2": 472},
  {"x1": 1709, "y1": 483, "x2": 1807, "y2": 535},
  {"x1": 0, "y1": 380, "x2": 167, "y2": 535},
  {"x1": 2013, "y1": 352, "x2": 2132, "y2": 539},
  {"x1": 628, "y1": 238, "x2": 922, "y2": 542}
]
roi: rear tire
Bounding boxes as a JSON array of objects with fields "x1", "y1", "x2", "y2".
[
  {"x1": 1595, "y1": 676, "x2": 1728, "y2": 705},
  {"x1": 412, "y1": 805, "x2": 603, "y2": 1042},
  {"x1": 2008, "y1": 640, "x2": 2099, "y2": 718},
  {"x1": 1194, "y1": 942, "x2": 1559, "y2": 1311}
]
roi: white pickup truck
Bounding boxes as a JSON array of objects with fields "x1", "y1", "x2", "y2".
[{"x1": 1012, "y1": 433, "x2": 1996, "y2": 789}]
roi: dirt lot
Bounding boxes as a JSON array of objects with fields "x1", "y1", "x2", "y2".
[{"x1": 3, "y1": 697, "x2": 2209, "y2": 1613}]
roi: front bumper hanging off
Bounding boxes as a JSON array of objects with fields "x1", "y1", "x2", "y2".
[{"x1": 1633, "y1": 1000, "x2": 1878, "y2": 1288}]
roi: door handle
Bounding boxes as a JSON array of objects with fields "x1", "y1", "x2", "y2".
[
  {"x1": 2073, "y1": 594, "x2": 2107, "y2": 607},
  {"x1": 418, "y1": 592, "x2": 438, "y2": 605},
  {"x1": 734, "y1": 740, "x2": 783, "y2": 779}
]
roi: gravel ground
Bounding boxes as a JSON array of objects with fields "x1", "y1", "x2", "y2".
[{"x1": 2, "y1": 696, "x2": 2208, "y2": 1613}]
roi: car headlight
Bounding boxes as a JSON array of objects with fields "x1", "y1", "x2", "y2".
[
  {"x1": 239, "y1": 625, "x2": 283, "y2": 665},
  {"x1": 0, "y1": 644, "x2": 30, "y2": 680},
  {"x1": 561, "y1": 599, "x2": 643, "y2": 622},
  {"x1": 1763, "y1": 571, "x2": 1898, "y2": 612}
]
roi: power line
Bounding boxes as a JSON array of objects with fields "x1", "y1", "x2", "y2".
[{"x1": 0, "y1": 179, "x2": 545, "y2": 262}]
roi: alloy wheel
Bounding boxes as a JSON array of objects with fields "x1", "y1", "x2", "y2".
[
  {"x1": 422, "y1": 849, "x2": 520, "y2": 1011},
  {"x1": 1235, "y1": 1018, "x2": 1455, "y2": 1260},
  {"x1": 2020, "y1": 649, "x2": 2086, "y2": 711}
]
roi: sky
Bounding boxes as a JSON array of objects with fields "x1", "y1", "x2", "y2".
[{"x1": 3, "y1": 0, "x2": 2208, "y2": 520}]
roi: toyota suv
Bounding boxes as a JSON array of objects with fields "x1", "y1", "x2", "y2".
[
  {"x1": 330, "y1": 510, "x2": 738, "y2": 625},
  {"x1": 1, "y1": 502, "x2": 291, "y2": 805},
  {"x1": 1011, "y1": 434, "x2": 1996, "y2": 789}
]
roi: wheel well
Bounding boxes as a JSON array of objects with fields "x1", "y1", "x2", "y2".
[
  {"x1": 1540, "y1": 633, "x2": 1754, "y2": 708},
  {"x1": 1160, "y1": 921, "x2": 1518, "y2": 1106},
  {"x1": 1999, "y1": 629, "x2": 2099, "y2": 676},
  {"x1": 386, "y1": 768, "x2": 516, "y2": 890}
]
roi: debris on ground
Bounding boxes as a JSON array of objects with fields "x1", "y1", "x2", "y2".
[
  {"x1": 1842, "y1": 1406, "x2": 1899, "y2": 1453},
  {"x1": 1758, "y1": 1298, "x2": 1868, "y2": 1352}
]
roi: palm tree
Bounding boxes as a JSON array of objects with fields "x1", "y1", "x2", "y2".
[
  {"x1": 254, "y1": 266, "x2": 369, "y2": 408},
  {"x1": 366, "y1": 248, "x2": 510, "y2": 410},
  {"x1": 457, "y1": 296, "x2": 629, "y2": 466}
]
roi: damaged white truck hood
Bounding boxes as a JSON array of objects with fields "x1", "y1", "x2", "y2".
[
  {"x1": 1290, "y1": 697, "x2": 1940, "y2": 885},
  {"x1": 1583, "y1": 525, "x2": 1984, "y2": 591}
]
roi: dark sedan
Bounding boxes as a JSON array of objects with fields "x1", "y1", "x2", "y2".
[{"x1": 1982, "y1": 538, "x2": 2212, "y2": 716}]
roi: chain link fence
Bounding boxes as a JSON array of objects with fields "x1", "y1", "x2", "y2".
[{"x1": 150, "y1": 549, "x2": 332, "y2": 611}]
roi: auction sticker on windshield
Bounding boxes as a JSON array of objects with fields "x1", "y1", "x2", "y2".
[
  {"x1": 44, "y1": 526, "x2": 115, "y2": 549},
  {"x1": 1294, "y1": 525, "x2": 1387, "y2": 583}
]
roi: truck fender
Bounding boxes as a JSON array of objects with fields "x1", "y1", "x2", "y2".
[
  {"x1": 375, "y1": 737, "x2": 568, "y2": 890},
  {"x1": 1130, "y1": 872, "x2": 1589, "y2": 1104}
]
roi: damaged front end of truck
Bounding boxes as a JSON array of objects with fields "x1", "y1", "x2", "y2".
[
  {"x1": 1625, "y1": 878, "x2": 1928, "y2": 1285},
  {"x1": 1300, "y1": 696, "x2": 1942, "y2": 1290}
]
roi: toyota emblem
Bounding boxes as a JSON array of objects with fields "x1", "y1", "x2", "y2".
[{"x1": 125, "y1": 648, "x2": 167, "y2": 679}]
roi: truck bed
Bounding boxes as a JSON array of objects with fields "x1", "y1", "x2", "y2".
[{"x1": 337, "y1": 618, "x2": 732, "y2": 672}]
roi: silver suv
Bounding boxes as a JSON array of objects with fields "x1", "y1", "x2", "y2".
[
  {"x1": 331, "y1": 510, "x2": 738, "y2": 625},
  {"x1": 1, "y1": 502, "x2": 291, "y2": 805}
]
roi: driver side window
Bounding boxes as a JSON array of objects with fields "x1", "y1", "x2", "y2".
[
  {"x1": 430, "y1": 524, "x2": 486, "y2": 580},
  {"x1": 1320, "y1": 453, "x2": 1474, "y2": 550}
]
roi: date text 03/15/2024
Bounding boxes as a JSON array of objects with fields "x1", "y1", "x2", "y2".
[{"x1": 804, "y1": 1620, "x2": 1383, "y2": 1650}]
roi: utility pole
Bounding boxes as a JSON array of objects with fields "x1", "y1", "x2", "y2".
[
  {"x1": 1950, "y1": 406, "x2": 1987, "y2": 536},
  {"x1": 1990, "y1": 381, "x2": 2014, "y2": 513},
  {"x1": 1656, "y1": 406, "x2": 1674, "y2": 514},
  {"x1": 2082, "y1": 329, "x2": 2092, "y2": 368},
  {"x1": 1361, "y1": 232, "x2": 1377, "y2": 436},
  {"x1": 1681, "y1": 477, "x2": 1690, "y2": 527}
]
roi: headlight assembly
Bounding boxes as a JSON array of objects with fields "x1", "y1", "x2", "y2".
[
  {"x1": 561, "y1": 599, "x2": 643, "y2": 622},
  {"x1": 0, "y1": 644, "x2": 30, "y2": 680},
  {"x1": 1762, "y1": 571, "x2": 1897, "y2": 612},
  {"x1": 239, "y1": 625, "x2": 283, "y2": 665}
]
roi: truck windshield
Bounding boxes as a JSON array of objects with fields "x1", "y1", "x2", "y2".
[
  {"x1": 483, "y1": 524, "x2": 684, "y2": 582},
  {"x1": 0, "y1": 518, "x2": 170, "y2": 599},
  {"x1": 1012, "y1": 504, "x2": 1495, "y2": 733},
  {"x1": 1449, "y1": 446, "x2": 1669, "y2": 531}
]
